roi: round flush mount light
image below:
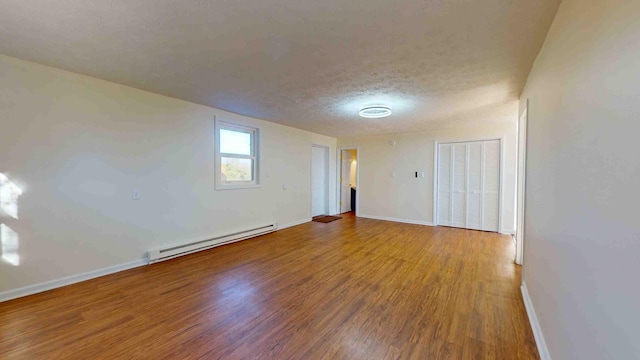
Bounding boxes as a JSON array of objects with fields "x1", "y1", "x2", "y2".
[{"x1": 359, "y1": 105, "x2": 392, "y2": 118}]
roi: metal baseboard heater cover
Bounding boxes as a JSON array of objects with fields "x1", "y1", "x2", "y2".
[{"x1": 147, "y1": 223, "x2": 277, "y2": 264}]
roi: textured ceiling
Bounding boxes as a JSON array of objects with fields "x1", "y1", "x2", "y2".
[{"x1": 0, "y1": 0, "x2": 560, "y2": 137}]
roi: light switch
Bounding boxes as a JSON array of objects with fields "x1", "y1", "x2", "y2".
[{"x1": 132, "y1": 190, "x2": 140, "y2": 200}]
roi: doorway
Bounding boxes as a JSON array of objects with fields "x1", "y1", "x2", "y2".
[
  {"x1": 311, "y1": 145, "x2": 329, "y2": 217},
  {"x1": 515, "y1": 102, "x2": 528, "y2": 265},
  {"x1": 338, "y1": 149, "x2": 358, "y2": 214}
]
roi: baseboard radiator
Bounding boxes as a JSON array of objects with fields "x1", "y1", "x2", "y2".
[{"x1": 147, "y1": 223, "x2": 277, "y2": 264}]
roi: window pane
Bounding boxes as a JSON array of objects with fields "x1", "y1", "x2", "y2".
[
  {"x1": 220, "y1": 129, "x2": 251, "y2": 155},
  {"x1": 221, "y1": 157, "x2": 253, "y2": 182}
]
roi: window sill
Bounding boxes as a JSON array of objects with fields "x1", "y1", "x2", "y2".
[{"x1": 215, "y1": 183, "x2": 263, "y2": 191}]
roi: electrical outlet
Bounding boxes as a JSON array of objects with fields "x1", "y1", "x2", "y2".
[{"x1": 282, "y1": 184, "x2": 287, "y2": 190}]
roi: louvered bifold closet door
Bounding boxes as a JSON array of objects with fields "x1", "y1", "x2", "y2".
[
  {"x1": 466, "y1": 142, "x2": 483, "y2": 230},
  {"x1": 437, "y1": 139, "x2": 500, "y2": 232},
  {"x1": 451, "y1": 143, "x2": 467, "y2": 228},
  {"x1": 482, "y1": 140, "x2": 500, "y2": 232},
  {"x1": 437, "y1": 144, "x2": 452, "y2": 226}
]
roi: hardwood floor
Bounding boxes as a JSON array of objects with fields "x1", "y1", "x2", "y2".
[{"x1": 0, "y1": 214, "x2": 538, "y2": 359}]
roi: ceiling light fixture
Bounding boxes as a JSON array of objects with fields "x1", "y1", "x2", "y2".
[{"x1": 359, "y1": 105, "x2": 392, "y2": 118}]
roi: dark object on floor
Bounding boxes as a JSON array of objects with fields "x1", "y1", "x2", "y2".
[{"x1": 312, "y1": 215, "x2": 342, "y2": 223}]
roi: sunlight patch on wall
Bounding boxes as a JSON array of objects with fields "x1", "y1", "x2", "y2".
[
  {"x1": 0, "y1": 173, "x2": 23, "y2": 266},
  {"x1": 0, "y1": 173, "x2": 23, "y2": 219},
  {"x1": 1, "y1": 223, "x2": 19, "y2": 266}
]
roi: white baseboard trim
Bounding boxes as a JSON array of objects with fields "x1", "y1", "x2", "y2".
[
  {"x1": 521, "y1": 282, "x2": 552, "y2": 360},
  {"x1": 358, "y1": 214, "x2": 433, "y2": 226},
  {"x1": 0, "y1": 259, "x2": 147, "y2": 303},
  {"x1": 501, "y1": 228, "x2": 516, "y2": 235},
  {"x1": 278, "y1": 218, "x2": 311, "y2": 230}
]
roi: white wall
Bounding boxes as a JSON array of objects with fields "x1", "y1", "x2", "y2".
[
  {"x1": 520, "y1": 0, "x2": 640, "y2": 358},
  {"x1": 346, "y1": 149, "x2": 357, "y2": 187},
  {"x1": 0, "y1": 55, "x2": 336, "y2": 295},
  {"x1": 338, "y1": 121, "x2": 517, "y2": 231}
]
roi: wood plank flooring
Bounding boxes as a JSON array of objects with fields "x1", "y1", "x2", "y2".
[{"x1": 0, "y1": 213, "x2": 538, "y2": 359}]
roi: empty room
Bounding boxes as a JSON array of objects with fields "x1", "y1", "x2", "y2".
[{"x1": 1, "y1": 0, "x2": 638, "y2": 359}]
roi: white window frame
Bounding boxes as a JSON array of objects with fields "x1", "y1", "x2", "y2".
[{"x1": 214, "y1": 117, "x2": 261, "y2": 190}]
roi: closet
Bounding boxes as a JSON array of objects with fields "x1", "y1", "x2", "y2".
[{"x1": 436, "y1": 140, "x2": 501, "y2": 232}]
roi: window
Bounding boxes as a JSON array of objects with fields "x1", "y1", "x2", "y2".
[{"x1": 215, "y1": 118, "x2": 260, "y2": 189}]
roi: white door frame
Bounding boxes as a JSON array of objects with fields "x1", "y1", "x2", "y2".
[
  {"x1": 311, "y1": 144, "x2": 330, "y2": 217},
  {"x1": 336, "y1": 147, "x2": 360, "y2": 216},
  {"x1": 515, "y1": 101, "x2": 529, "y2": 265},
  {"x1": 432, "y1": 136, "x2": 506, "y2": 233}
]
